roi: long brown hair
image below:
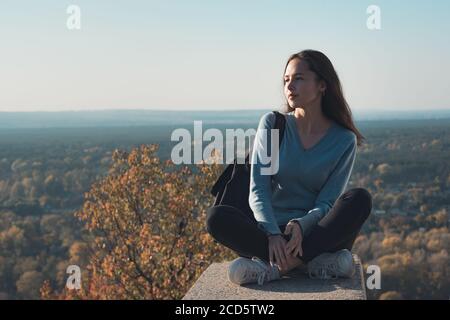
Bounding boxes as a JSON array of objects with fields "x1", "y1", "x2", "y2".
[{"x1": 281, "y1": 49, "x2": 365, "y2": 147}]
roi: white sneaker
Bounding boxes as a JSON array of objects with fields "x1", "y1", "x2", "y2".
[
  {"x1": 227, "y1": 257, "x2": 281, "y2": 285},
  {"x1": 307, "y1": 249, "x2": 355, "y2": 280}
]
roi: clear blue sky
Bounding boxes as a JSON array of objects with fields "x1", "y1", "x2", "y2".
[{"x1": 1, "y1": 0, "x2": 449, "y2": 111}]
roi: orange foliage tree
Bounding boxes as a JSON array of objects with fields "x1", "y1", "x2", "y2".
[{"x1": 42, "y1": 144, "x2": 236, "y2": 299}]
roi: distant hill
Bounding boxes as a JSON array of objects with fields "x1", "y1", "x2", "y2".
[{"x1": 0, "y1": 108, "x2": 449, "y2": 129}]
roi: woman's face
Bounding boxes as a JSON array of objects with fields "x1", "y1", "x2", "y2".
[{"x1": 284, "y1": 58, "x2": 325, "y2": 109}]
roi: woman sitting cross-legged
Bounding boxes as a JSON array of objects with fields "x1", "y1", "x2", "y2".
[{"x1": 206, "y1": 49, "x2": 372, "y2": 285}]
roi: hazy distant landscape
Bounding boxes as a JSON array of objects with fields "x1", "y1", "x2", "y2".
[
  {"x1": 0, "y1": 110, "x2": 449, "y2": 299},
  {"x1": 1, "y1": 109, "x2": 450, "y2": 129}
]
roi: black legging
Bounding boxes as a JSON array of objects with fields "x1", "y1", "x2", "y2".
[{"x1": 206, "y1": 187, "x2": 372, "y2": 263}]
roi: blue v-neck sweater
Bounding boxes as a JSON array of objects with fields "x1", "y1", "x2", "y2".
[{"x1": 249, "y1": 111, "x2": 357, "y2": 237}]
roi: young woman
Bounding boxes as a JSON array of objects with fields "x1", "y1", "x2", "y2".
[{"x1": 206, "y1": 49, "x2": 372, "y2": 285}]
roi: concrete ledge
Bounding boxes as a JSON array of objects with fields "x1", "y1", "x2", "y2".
[{"x1": 183, "y1": 254, "x2": 366, "y2": 300}]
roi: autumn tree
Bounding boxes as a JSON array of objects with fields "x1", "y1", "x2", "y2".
[{"x1": 43, "y1": 144, "x2": 236, "y2": 299}]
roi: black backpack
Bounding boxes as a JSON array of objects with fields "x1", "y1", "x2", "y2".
[{"x1": 210, "y1": 111, "x2": 286, "y2": 213}]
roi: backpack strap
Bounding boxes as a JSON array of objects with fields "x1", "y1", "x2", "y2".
[{"x1": 272, "y1": 111, "x2": 286, "y2": 147}]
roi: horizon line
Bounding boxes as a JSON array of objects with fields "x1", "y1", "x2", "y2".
[{"x1": 1, "y1": 107, "x2": 450, "y2": 113}]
